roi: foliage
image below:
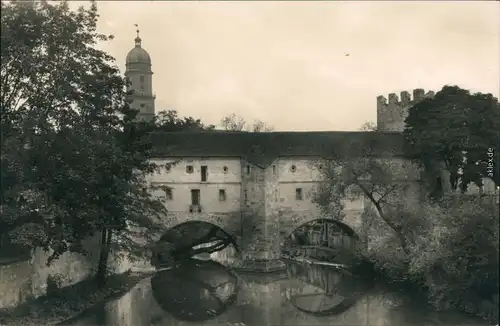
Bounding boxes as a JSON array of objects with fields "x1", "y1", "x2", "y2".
[
  {"x1": 312, "y1": 132, "x2": 414, "y2": 254},
  {"x1": 220, "y1": 113, "x2": 274, "y2": 132},
  {"x1": 0, "y1": 0, "x2": 167, "y2": 282},
  {"x1": 404, "y1": 85, "x2": 500, "y2": 196},
  {"x1": 408, "y1": 196, "x2": 499, "y2": 311},
  {"x1": 358, "y1": 121, "x2": 378, "y2": 131},
  {"x1": 153, "y1": 109, "x2": 215, "y2": 132}
]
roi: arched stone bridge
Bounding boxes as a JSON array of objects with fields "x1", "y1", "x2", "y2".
[{"x1": 153, "y1": 209, "x2": 364, "y2": 271}]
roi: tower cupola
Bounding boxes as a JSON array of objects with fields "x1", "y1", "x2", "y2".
[{"x1": 124, "y1": 25, "x2": 155, "y2": 122}]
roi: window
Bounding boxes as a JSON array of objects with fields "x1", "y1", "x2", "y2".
[
  {"x1": 140, "y1": 75, "x2": 145, "y2": 82},
  {"x1": 201, "y1": 165, "x2": 208, "y2": 182},
  {"x1": 272, "y1": 165, "x2": 276, "y2": 174},
  {"x1": 186, "y1": 165, "x2": 194, "y2": 173},
  {"x1": 140, "y1": 103, "x2": 145, "y2": 108},
  {"x1": 245, "y1": 165, "x2": 251, "y2": 175},
  {"x1": 244, "y1": 189, "x2": 248, "y2": 202},
  {"x1": 219, "y1": 189, "x2": 227, "y2": 201},
  {"x1": 223, "y1": 166, "x2": 228, "y2": 173},
  {"x1": 290, "y1": 165, "x2": 297, "y2": 173},
  {"x1": 191, "y1": 189, "x2": 200, "y2": 205},
  {"x1": 318, "y1": 164, "x2": 323, "y2": 171},
  {"x1": 165, "y1": 187, "x2": 173, "y2": 200},
  {"x1": 295, "y1": 188, "x2": 303, "y2": 200}
]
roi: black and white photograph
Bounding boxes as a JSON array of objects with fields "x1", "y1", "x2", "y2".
[{"x1": 0, "y1": 1, "x2": 499, "y2": 325}]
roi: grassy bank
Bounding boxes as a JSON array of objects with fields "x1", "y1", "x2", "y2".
[{"x1": 0, "y1": 270, "x2": 153, "y2": 326}]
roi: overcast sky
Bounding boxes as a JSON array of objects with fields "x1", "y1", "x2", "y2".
[{"x1": 79, "y1": 1, "x2": 499, "y2": 131}]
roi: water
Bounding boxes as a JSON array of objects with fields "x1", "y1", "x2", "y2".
[{"x1": 62, "y1": 249, "x2": 489, "y2": 326}]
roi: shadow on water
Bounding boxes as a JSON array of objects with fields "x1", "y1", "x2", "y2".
[{"x1": 150, "y1": 258, "x2": 239, "y2": 322}]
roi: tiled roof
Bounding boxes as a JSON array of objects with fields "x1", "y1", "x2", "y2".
[{"x1": 148, "y1": 131, "x2": 405, "y2": 168}]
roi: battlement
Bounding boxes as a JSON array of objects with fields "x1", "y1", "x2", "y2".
[
  {"x1": 377, "y1": 88, "x2": 435, "y2": 109},
  {"x1": 377, "y1": 88, "x2": 436, "y2": 132}
]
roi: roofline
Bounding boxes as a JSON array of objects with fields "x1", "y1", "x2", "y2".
[{"x1": 151, "y1": 153, "x2": 408, "y2": 160}]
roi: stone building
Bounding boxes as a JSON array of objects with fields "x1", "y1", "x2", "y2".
[{"x1": 126, "y1": 31, "x2": 498, "y2": 269}]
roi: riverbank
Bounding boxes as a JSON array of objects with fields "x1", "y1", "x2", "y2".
[
  {"x1": 0, "y1": 270, "x2": 154, "y2": 326},
  {"x1": 369, "y1": 261, "x2": 499, "y2": 325}
]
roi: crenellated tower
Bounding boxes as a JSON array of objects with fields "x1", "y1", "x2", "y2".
[
  {"x1": 377, "y1": 88, "x2": 435, "y2": 132},
  {"x1": 125, "y1": 27, "x2": 155, "y2": 122}
]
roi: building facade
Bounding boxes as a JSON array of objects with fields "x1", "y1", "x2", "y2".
[{"x1": 128, "y1": 33, "x2": 495, "y2": 269}]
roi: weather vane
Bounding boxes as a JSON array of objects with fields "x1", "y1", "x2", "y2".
[{"x1": 134, "y1": 24, "x2": 139, "y2": 37}]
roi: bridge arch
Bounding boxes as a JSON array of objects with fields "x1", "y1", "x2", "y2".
[
  {"x1": 153, "y1": 220, "x2": 239, "y2": 267},
  {"x1": 281, "y1": 218, "x2": 362, "y2": 259}
]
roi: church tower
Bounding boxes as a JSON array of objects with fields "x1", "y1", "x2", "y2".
[{"x1": 125, "y1": 27, "x2": 155, "y2": 121}]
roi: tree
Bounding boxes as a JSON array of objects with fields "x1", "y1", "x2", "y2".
[
  {"x1": 1, "y1": 0, "x2": 167, "y2": 286},
  {"x1": 219, "y1": 113, "x2": 274, "y2": 132},
  {"x1": 154, "y1": 110, "x2": 215, "y2": 132},
  {"x1": 404, "y1": 85, "x2": 500, "y2": 197},
  {"x1": 312, "y1": 134, "x2": 414, "y2": 255},
  {"x1": 358, "y1": 121, "x2": 377, "y2": 131}
]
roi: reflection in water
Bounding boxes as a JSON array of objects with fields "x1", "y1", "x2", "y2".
[
  {"x1": 150, "y1": 259, "x2": 239, "y2": 322},
  {"x1": 284, "y1": 258, "x2": 372, "y2": 316},
  {"x1": 63, "y1": 257, "x2": 490, "y2": 326}
]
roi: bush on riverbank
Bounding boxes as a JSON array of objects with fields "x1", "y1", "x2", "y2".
[{"x1": 362, "y1": 195, "x2": 499, "y2": 323}]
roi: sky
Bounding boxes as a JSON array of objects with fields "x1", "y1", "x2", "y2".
[{"x1": 75, "y1": 1, "x2": 499, "y2": 131}]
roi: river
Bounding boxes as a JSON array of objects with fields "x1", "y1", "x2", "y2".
[{"x1": 61, "y1": 247, "x2": 490, "y2": 326}]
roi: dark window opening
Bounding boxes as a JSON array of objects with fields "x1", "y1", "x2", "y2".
[
  {"x1": 140, "y1": 103, "x2": 145, "y2": 108},
  {"x1": 246, "y1": 165, "x2": 251, "y2": 175},
  {"x1": 272, "y1": 165, "x2": 276, "y2": 174},
  {"x1": 291, "y1": 165, "x2": 297, "y2": 173},
  {"x1": 191, "y1": 189, "x2": 200, "y2": 206},
  {"x1": 219, "y1": 189, "x2": 227, "y2": 201},
  {"x1": 165, "y1": 188, "x2": 173, "y2": 200},
  {"x1": 201, "y1": 165, "x2": 208, "y2": 182},
  {"x1": 186, "y1": 165, "x2": 194, "y2": 174},
  {"x1": 223, "y1": 166, "x2": 228, "y2": 173},
  {"x1": 244, "y1": 189, "x2": 248, "y2": 203},
  {"x1": 296, "y1": 188, "x2": 303, "y2": 200}
]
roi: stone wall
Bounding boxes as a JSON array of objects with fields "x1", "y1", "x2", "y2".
[{"x1": 0, "y1": 233, "x2": 101, "y2": 309}]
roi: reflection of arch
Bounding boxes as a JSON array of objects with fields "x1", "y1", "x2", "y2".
[
  {"x1": 153, "y1": 221, "x2": 239, "y2": 267},
  {"x1": 283, "y1": 259, "x2": 371, "y2": 316},
  {"x1": 150, "y1": 258, "x2": 239, "y2": 322}
]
